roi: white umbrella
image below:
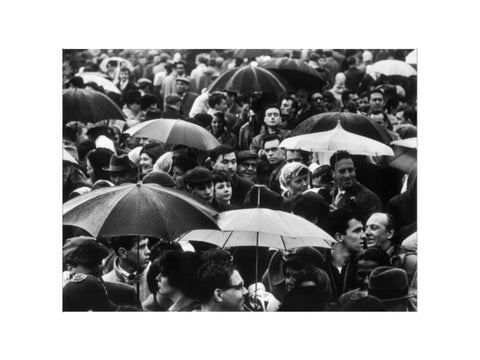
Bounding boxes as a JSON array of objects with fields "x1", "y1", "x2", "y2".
[
  {"x1": 280, "y1": 121, "x2": 394, "y2": 156},
  {"x1": 371, "y1": 59, "x2": 417, "y2": 77},
  {"x1": 390, "y1": 137, "x2": 417, "y2": 149},
  {"x1": 124, "y1": 118, "x2": 220, "y2": 151},
  {"x1": 77, "y1": 72, "x2": 121, "y2": 94},
  {"x1": 405, "y1": 49, "x2": 417, "y2": 65},
  {"x1": 388, "y1": 137, "x2": 417, "y2": 173},
  {"x1": 63, "y1": 148, "x2": 78, "y2": 165},
  {"x1": 99, "y1": 57, "x2": 134, "y2": 73}
]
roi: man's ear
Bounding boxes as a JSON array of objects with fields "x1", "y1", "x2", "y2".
[
  {"x1": 386, "y1": 229, "x2": 395, "y2": 240},
  {"x1": 118, "y1": 247, "x2": 128, "y2": 259},
  {"x1": 334, "y1": 232, "x2": 344, "y2": 243},
  {"x1": 213, "y1": 288, "x2": 223, "y2": 303}
]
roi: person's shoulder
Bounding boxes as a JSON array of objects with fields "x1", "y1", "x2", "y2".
[{"x1": 102, "y1": 270, "x2": 117, "y2": 282}]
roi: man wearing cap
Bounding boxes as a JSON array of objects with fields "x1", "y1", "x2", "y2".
[
  {"x1": 161, "y1": 94, "x2": 184, "y2": 119},
  {"x1": 183, "y1": 166, "x2": 214, "y2": 205},
  {"x1": 365, "y1": 212, "x2": 397, "y2": 257},
  {"x1": 368, "y1": 266, "x2": 416, "y2": 311},
  {"x1": 330, "y1": 151, "x2": 382, "y2": 222},
  {"x1": 236, "y1": 150, "x2": 258, "y2": 183},
  {"x1": 103, "y1": 154, "x2": 138, "y2": 186},
  {"x1": 103, "y1": 235, "x2": 151, "y2": 303},
  {"x1": 175, "y1": 75, "x2": 198, "y2": 119},
  {"x1": 161, "y1": 60, "x2": 187, "y2": 103},
  {"x1": 250, "y1": 105, "x2": 291, "y2": 154},
  {"x1": 63, "y1": 236, "x2": 137, "y2": 308}
]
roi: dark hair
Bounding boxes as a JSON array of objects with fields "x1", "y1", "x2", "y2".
[
  {"x1": 212, "y1": 170, "x2": 231, "y2": 185},
  {"x1": 262, "y1": 134, "x2": 282, "y2": 148},
  {"x1": 291, "y1": 192, "x2": 330, "y2": 226},
  {"x1": 208, "y1": 92, "x2": 227, "y2": 108},
  {"x1": 87, "y1": 148, "x2": 114, "y2": 183},
  {"x1": 329, "y1": 150, "x2": 354, "y2": 169},
  {"x1": 324, "y1": 208, "x2": 361, "y2": 237},
  {"x1": 140, "y1": 94, "x2": 157, "y2": 111},
  {"x1": 358, "y1": 247, "x2": 391, "y2": 266},
  {"x1": 119, "y1": 67, "x2": 131, "y2": 75},
  {"x1": 197, "y1": 55, "x2": 208, "y2": 65},
  {"x1": 280, "y1": 96, "x2": 298, "y2": 110},
  {"x1": 341, "y1": 90, "x2": 353, "y2": 104},
  {"x1": 209, "y1": 145, "x2": 235, "y2": 163},
  {"x1": 195, "y1": 258, "x2": 235, "y2": 304},
  {"x1": 346, "y1": 56, "x2": 357, "y2": 67},
  {"x1": 212, "y1": 112, "x2": 225, "y2": 126},
  {"x1": 110, "y1": 235, "x2": 142, "y2": 255},
  {"x1": 171, "y1": 155, "x2": 198, "y2": 173},
  {"x1": 402, "y1": 107, "x2": 417, "y2": 125},
  {"x1": 369, "y1": 88, "x2": 385, "y2": 100},
  {"x1": 157, "y1": 251, "x2": 201, "y2": 298},
  {"x1": 124, "y1": 90, "x2": 142, "y2": 106},
  {"x1": 149, "y1": 240, "x2": 182, "y2": 263},
  {"x1": 68, "y1": 76, "x2": 85, "y2": 88}
]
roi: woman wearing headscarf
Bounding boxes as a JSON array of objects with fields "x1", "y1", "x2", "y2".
[{"x1": 279, "y1": 161, "x2": 310, "y2": 207}]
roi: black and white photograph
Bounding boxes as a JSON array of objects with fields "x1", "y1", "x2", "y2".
[{"x1": 62, "y1": 48, "x2": 418, "y2": 312}]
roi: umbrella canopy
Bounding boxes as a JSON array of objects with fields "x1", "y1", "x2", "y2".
[
  {"x1": 371, "y1": 59, "x2": 417, "y2": 77},
  {"x1": 233, "y1": 49, "x2": 273, "y2": 59},
  {"x1": 63, "y1": 148, "x2": 78, "y2": 165},
  {"x1": 63, "y1": 183, "x2": 219, "y2": 239},
  {"x1": 124, "y1": 118, "x2": 220, "y2": 151},
  {"x1": 177, "y1": 208, "x2": 336, "y2": 250},
  {"x1": 288, "y1": 111, "x2": 393, "y2": 144},
  {"x1": 260, "y1": 57, "x2": 327, "y2": 91},
  {"x1": 208, "y1": 65, "x2": 292, "y2": 96},
  {"x1": 405, "y1": 49, "x2": 418, "y2": 65},
  {"x1": 63, "y1": 88, "x2": 126, "y2": 125},
  {"x1": 77, "y1": 72, "x2": 121, "y2": 94},
  {"x1": 280, "y1": 121, "x2": 394, "y2": 156},
  {"x1": 99, "y1": 57, "x2": 134, "y2": 73},
  {"x1": 387, "y1": 137, "x2": 417, "y2": 173}
]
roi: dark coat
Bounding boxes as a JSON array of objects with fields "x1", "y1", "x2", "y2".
[
  {"x1": 334, "y1": 181, "x2": 382, "y2": 223},
  {"x1": 230, "y1": 174, "x2": 254, "y2": 207},
  {"x1": 324, "y1": 251, "x2": 359, "y2": 300},
  {"x1": 179, "y1": 92, "x2": 198, "y2": 119},
  {"x1": 103, "y1": 280, "x2": 137, "y2": 308}
]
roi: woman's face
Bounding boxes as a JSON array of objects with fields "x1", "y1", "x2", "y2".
[
  {"x1": 211, "y1": 116, "x2": 223, "y2": 135},
  {"x1": 289, "y1": 174, "x2": 309, "y2": 196},
  {"x1": 156, "y1": 273, "x2": 175, "y2": 297},
  {"x1": 119, "y1": 70, "x2": 129, "y2": 82},
  {"x1": 214, "y1": 181, "x2": 232, "y2": 203},
  {"x1": 140, "y1": 153, "x2": 153, "y2": 173},
  {"x1": 86, "y1": 158, "x2": 94, "y2": 178},
  {"x1": 171, "y1": 166, "x2": 185, "y2": 185}
]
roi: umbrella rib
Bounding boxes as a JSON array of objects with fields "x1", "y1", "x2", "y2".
[
  {"x1": 280, "y1": 235, "x2": 287, "y2": 251},
  {"x1": 221, "y1": 231, "x2": 234, "y2": 249}
]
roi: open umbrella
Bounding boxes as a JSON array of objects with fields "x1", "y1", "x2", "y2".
[
  {"x1": 63, "y1": 88, "x2": 126, "y2": 125},
  {"x1": 233, "y1": 49, "x2": 273, "y2": 59},
  {"x1": 387, "y1": 137, "x2": 417, "y2": 173},
  {"x1": 208, "y1": 64, "x2": 292, "y2": 95},
  {"x1": 99, "y1": 56, "x2": 134, "y2": 73},
  {"x1": 124, "y1": 118, "x2": 221, "y2": 151},
  {"x1": 405, "y1": 49, "x2": 417, "y2": 65},
  {"x1": 288, "y1": 111, "x2": 393, "y2": 144},
  {"x1": 280, "y1": 121, "x2": 394, "y2": 156},
  {"x1": 77, "y1": 72, "x2": 121, "y2": 94},
  {"x1": 63, "y1": 148, "x2": 78, "y2": 165},
  {"x1": 260, "y1": 57, "x2": 327, "y2": 91},
  {"x1": 371, "y1": 59, "x2": 417, "y2": 77},
  {"x1": 63, "y1": 183, "x2": 219, "y2": 240}
]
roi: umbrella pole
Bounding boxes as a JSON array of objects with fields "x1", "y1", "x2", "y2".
[
  {"x1": 254, "y1": 231, "x2": 259, "y2": 307},
  {"x1": 136, "y1": 241, "x2": 141, "y2": 309}
]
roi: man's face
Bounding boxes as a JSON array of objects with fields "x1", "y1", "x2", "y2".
[
  {"x1": 356, "y1": 259, "x2": 379, "y2": 290},
  {"x1": 295, "y1": 90, "x2": 309, "y2": 107},
  {"x1": 264, "y1": 108, "x2": 281, "y2": 128},
  {"x1": 119, "y1": 70, "x2": 129, "y2": 82},
  {"x1": 175, "y1": 80, "x2": 189, "y2": 95},
  {"x1": 123, "y1": 237, "x2": 151, "y2": 272},
  {"x1": 220, "y1": 270, "x2": 247, "y2": 311},
  {"x1": 370, "y1": 113, "x2": 388, "y2": 129},
  {"x1": 369, "y1": 92, "x2": 385, "y2": 113},
  {"x1": 284, "y1": 266, "x2": 302, "y2": 292},
  {"x1": 311, "y1": 92, "x2": 324, "y2": 111},
  {"x1": 365, "y1": 213, "x2": 393, "y2": 249},
  {"x1": 339, "y1": 218, "x2": 366, "y2": 254},
  {"x1": 286, "y1": 150, "x2": 303, "y2": 164},
  {"x1": 333, "y1": 158, "x2": 356, "y2": 190},
  {"x1": 358, "y1": 96, "x2": 370, "y2": 113},
  {"x1": 215, "y1": 99, "x2": 228, "y2": 112},
  {"x1": 264, "y1": 139, "x2": 284, "y2": 165},
  {"x1": 110, "y1": 171, "x2": 135, "y2": 186},
  {"x1": 213, "y1": 152, "x2": 237, "y2": 177},
  {"x1": 280, "y1": 99, "x2": 294, "y2": 116},
  {"x1": 214, "y1": 181, "x2": 232, "y2": 203},
  {"x1": 176, "y1": 64, "x2": 186, "y2": 76},
  {"x1": 190, "y1": 182, "x2": 214, "y2": 204},
  {"x1": 237, "y1": 160, "x2": 257, "y2": 181}
]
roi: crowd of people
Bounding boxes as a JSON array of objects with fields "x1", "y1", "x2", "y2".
[{"x1": 63, "y1": 49, "x2": 417, "y2": 311}]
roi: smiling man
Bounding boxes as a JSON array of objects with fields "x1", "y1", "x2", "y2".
[
  {"x1": 330, "y1": 151, "x2": 382, "y2": 222},
  {"x1": 365, "y1": 212, "x2": 397, "y2": 256}
]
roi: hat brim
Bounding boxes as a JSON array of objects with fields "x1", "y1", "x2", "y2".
[{"x1": 376, "y1": 292, "x2": 416, "y2": 303}]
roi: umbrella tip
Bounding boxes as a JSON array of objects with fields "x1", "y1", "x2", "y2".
[{"x1": 136, "y1": 181, "x2": 142, "y2": 187}]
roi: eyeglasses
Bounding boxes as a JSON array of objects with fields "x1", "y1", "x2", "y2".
[
  {"x1": 266, "y1": 112, "x2": 279, "y2": 117},
  {"x1": 222, "y1": 282, "x2": 245, "y2": 291}
]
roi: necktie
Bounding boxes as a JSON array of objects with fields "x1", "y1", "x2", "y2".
[{"x1": 334, "y1": 190, "x2": 345, "y2": 207}]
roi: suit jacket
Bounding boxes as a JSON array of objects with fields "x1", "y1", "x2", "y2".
[
  {"x1": 103, "y1": 281, "x2": 137, "y2": 307},
  {"x1": 179, "y1": 92, "x2": 198, "y2": 119},
  {"x1": 230, "y1": 174, "x2": 254, "y2": 207}
]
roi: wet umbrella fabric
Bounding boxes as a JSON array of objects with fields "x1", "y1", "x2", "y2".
[
  {"x1": 124, "y1": 118, "x2": 220, "y2": 151},
  {"x1": 387, "y1": 137, "x2": 417, "y2": 173},
  {"x1": 63, "y1": 88, "x2": 126, "y2": 124},
  {"x1": 288, "y1": 111, "x2": 393, "y2": 144},
  {"x1": 260, "y1": 57, "x2": 327, "y2": 91},
  {"x1": 63, "y1": 183, "x2": 219, "y2": 240},
  {"x1": 280, "y1": 121, "x2": 394, "y2": 156},
  {"x1": 208, "y1": 65, "x2": 292, "y2": 95},
  {"x1": 370, "y1": 59, "x2": 417, "y2": 77},
  {"x1": 77, "y1": 72, "x2": 121, "y2": 94}
]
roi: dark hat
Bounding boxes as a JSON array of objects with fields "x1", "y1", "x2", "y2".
[
  {"x1": 172, "y1": 155, "x2": 198, "y2": 173},
  {"x1": 176, "y1": 75, "x2": 191, "y2": 85},
  {"x1": 183, "y1": 166, "x2": 214, "y2": 186},
  {"x1": 166, "y1": 94, "x2": 182, "y2": 105},
  {"x1": 63, "y1": 274, "x2": 117, "y2": 311},
  {"x1": 283, "y1": 247, "x2": 326, "y2": 273},
  {"x1": 103, "y1": 154, "x2": 136, "y2": 173},
  {"x1": 140, "y1": 142, "x2": 164, "y2": 163},
  {"x1": 124, "y1": 90, "x2": 142, "y2": 104},
  {"x1": 312, "y1": 164, "x2": 331, "y2": 179},
  {"x1": 143, "y1": 171, "x2": 175, "y2": 187},
  {"x1": 63, "y1": 236, "x2": 109, "y2": 265},
  {"x1": 236, "y1": 150, "x2": 258, "y2": 163},
  {"x1": 343, "y1": 295, "x2": 386, "y2": 311},
  {"x1": 368, "y1": 266, "x2": 414, "y2": 302},
  {"x1": 87, "y1": 147, "x2": 114, "y2": 171},
  {"x1": 86, "y1": 126, "x2": 111, "y2": 141},
  {"x1": 358, "y1": 247, "x2": 391, "y2": 266}
]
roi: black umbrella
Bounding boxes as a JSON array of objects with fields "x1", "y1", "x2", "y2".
[
  {"x1": 260, "y1": 57, "x2": 327, "y2": 91},
  {"x1": 209, "y1": 65, "x2": 292, "y2": 96},
  {"x1": 63, "y1": 88, "x2": 126, "y2": 125},
  {"x1": 288, "y1": 112, "x2": 393, "y2": 144}
]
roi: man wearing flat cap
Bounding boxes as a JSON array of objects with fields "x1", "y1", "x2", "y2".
[
  {"x1": 63, "y1": 236, "x2": 137, "y2": 308},
  {"x1": 236, "y1": 150, "x2": 258, "y2": 183},
  {"x1": 183, "y1": 166, "x2": 214, "y2": 205},
  {"x1": 103, "y1": 154, "x2": 138, "y2": 186},
  {"x1": 175, "y1": 75, "x2": 198, "y2": 119}
]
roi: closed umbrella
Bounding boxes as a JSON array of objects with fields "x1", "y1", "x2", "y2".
[
  {"x1": 124, "y1": 118, "x2": 220, "y2": 151},
  {"x1": 388, "y1": 137, "x2": 417, "y2": 173},
  {"x1": 63, "y1": 183, "x2": 219, "y2": 240},
  {"x1": 280, "y1": 121, "x2": 394, "y2": 156},
  {"x1": 289, "y1": 111, "x2": 393, "y2": 144},
  {"x1": 77, "y1": 72, "x2": 121, "y2": 94},
  {"x1": 260, "y1": 57, "x2": 327, "y2": 91},
  {"x1": 63, "y1": 88, "x2": 126, "y2": 125},
  {"x1": 371, "y1": 59, "x2": 417, "y2": 77}
]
